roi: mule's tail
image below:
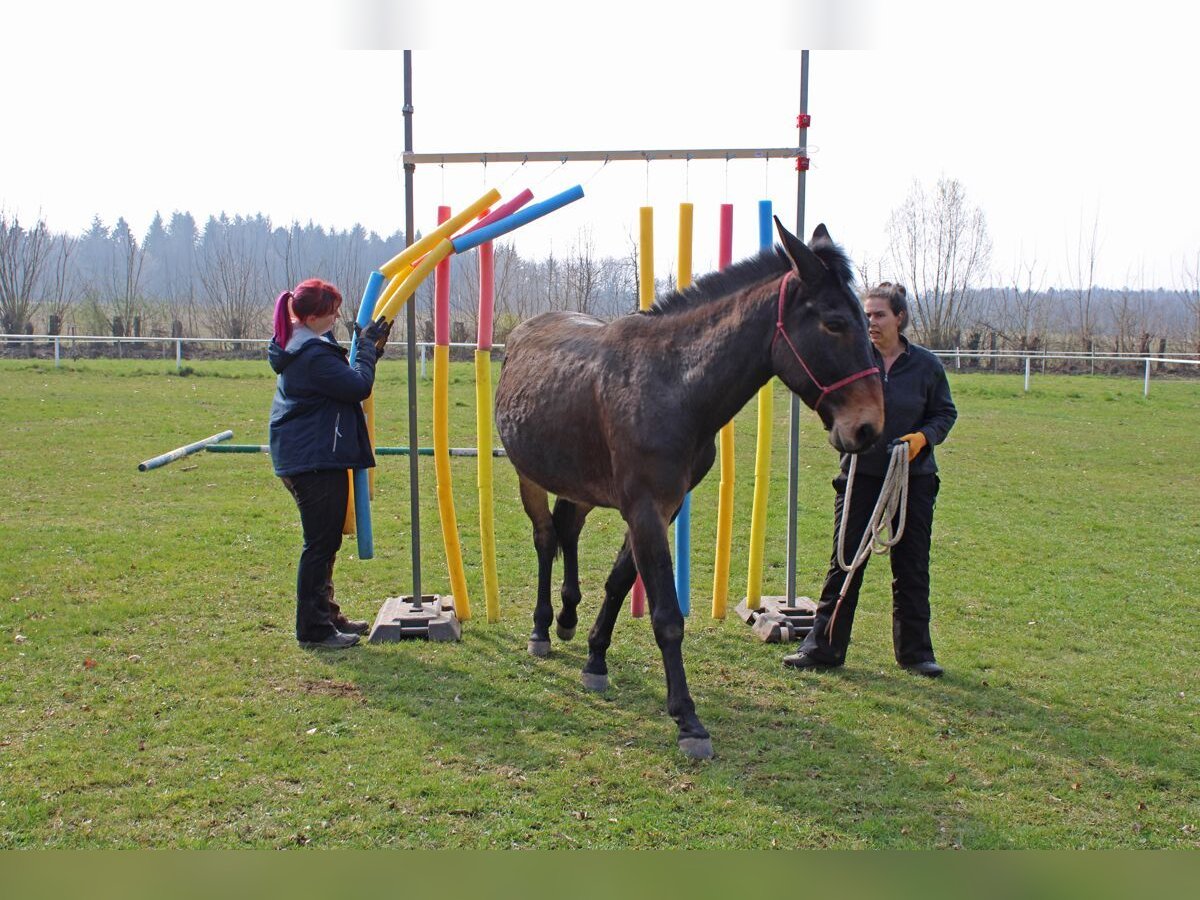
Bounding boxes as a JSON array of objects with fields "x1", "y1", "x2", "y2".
[{"x1": 550, "y1": 499, "x2": 575, "y2": 561}]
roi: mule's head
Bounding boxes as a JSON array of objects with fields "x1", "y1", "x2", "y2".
[{"x1": 770, "y1": 219, "x2": 884, "y2": 454}]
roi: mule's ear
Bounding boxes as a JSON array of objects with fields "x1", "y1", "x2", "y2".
[
  {"x1": 811, "y1": 223, "x2": 832, "y2": 243},
  {"x1": 774, "y1": 215, "x2": 826, "y2": 286}
]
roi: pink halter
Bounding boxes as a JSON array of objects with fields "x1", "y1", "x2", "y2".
[{"x1": 770, "y1": 271, "x2": 880, "y2": 409}]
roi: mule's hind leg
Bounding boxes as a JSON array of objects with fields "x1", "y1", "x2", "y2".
[
  {"x1": 581, "y1": 532, "x2": 637, "y2": 692},
  {"x1": 552, "y1": 498, "x2": 592, "y2": 641},
  {"x1": 517, "y1": 474, "x2": 557, "y2": 657}
]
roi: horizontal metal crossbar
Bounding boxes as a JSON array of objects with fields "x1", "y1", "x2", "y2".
[{"x1": 404, "y1": 147, "x2": 807, "y2": 165}]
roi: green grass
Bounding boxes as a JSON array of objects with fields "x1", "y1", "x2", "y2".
[{"x1": 1, "y1": 358, "x2": 1197, "y2": 848}]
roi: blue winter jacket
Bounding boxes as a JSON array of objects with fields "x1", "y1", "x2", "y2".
[{"x1": 268, "y1": 326, "x2": 378, "y2": 477}]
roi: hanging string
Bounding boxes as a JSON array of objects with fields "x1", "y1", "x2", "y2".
[
  {"x1": 764, "y1": 156, "x2": 770, "y2": 198},
  {"x1": 724, "y1": 155, "x2": 731, "y2": 201},
  {"x1": 534, "y1": 157, "x2": 568, "y2": 190},
  {"x1": 684, "y1": 156, "x2": 692, "y2": 202},
  {"x1": 439, "y1": 162, "x2": 446, "y2": 203},
  {"x1": 495, "y1": 157, "x2": 528, "y2": 193},
  {"x1": 582, "y1": 156, "x2": 611, "y2": 188},
  {"x1": 645, "y1": 157, "x2": 652, "y2": 206}
]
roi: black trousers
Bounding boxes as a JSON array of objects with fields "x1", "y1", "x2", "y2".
[
  {"x1": 280, "y1": 469, "x2": 347, "y2": 642},
  {"x1": 800, "y1": 472, "x2": 941, "y2": 666}
]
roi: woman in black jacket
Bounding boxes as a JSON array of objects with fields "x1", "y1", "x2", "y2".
[
  {"x1": 785, "y1": 282, "x2": 957, "y2": 676},
  {"x1": 268, "y1": 278, "x2": 389, "y2": 649}
]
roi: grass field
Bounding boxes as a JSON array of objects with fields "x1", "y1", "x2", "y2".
[{"x1": 1, "y1": 358, "x2": 1197, "y2": 848}]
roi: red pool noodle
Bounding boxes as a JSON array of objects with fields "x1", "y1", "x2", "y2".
[
  {"x1": 435, "y1": 206, "x2": 451, "y2": 346},
  {"x1": 464, "y1": 188, "x2": 534, "y2": 237},
  {"x1": 719, "y1": 203, "x2": 733, "y2": 269},
  {"x1": 478, "y1": 242, "x2": 495, "y2": 350}
]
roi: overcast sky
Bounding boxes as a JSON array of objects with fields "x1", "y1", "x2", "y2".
[{"x1": 3, "y1": 2, "x2": 1197, "y2": 289}]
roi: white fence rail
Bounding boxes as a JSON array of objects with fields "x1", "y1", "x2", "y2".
[
  {"x1": 933, "y1": 348, "x2": 1200, "y2": 396},
  {"x1": 3, "y1": 334, "x2": 1199, "y2": 396},
  {"x1": 0, "y1": 334, "x2": 497, "y2": 380}
]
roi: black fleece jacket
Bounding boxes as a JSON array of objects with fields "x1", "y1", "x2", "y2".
[{"x1": 841, "y1": 337, "x2": 957, "y2": 477}]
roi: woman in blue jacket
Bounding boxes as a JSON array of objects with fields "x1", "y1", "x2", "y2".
[
  {"x1": 785, "y1": 282, "x2": 957, "y2": 677},
  {"x1": 268, "y1": 279, "x2": 389, "y2": 649}
]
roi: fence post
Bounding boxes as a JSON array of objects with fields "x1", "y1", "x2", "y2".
[
  {"x1": 1144, "y1": 357, "x2": 1151, "y2": 397},
  {"x1": 955, "y1": 346, "x2": 961, "y2": 369},
  {"x1": 54, "y1": 336, "x2": 61, "y2": 368},
  {"x1": 420, "y1": 343, "x2": 427, "y2": 380},
  {"x1": 1024, "y1": 356, "x2": 1031, "y2": 392},
  {"x1": 176, "y1": 338, "x2": 182, "y2": 372}
]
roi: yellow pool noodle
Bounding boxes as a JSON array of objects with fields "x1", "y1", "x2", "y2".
[
  {"x1": 433, "y1": 343, "x2": 471, "y2": 621},
  {"x1": 638, "y1": 207, "x2": 654, "y2": 311},
  {"x1": 378, "y1": 189, "x2": 500, "y2": 279},
  {"x1": 376, "y1": 239, "x2": 454, "y2": 325},
  {"x1": 745, "y1": 384, "x2": 774, "y2": 609}
]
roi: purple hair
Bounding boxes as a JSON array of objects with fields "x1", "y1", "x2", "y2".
[
  {"x1": 272, "y1": 279, "x2": 342, "y2": 346},
  {"x1": 272, "y1": 290, "x2": 294, "y2": 346}
]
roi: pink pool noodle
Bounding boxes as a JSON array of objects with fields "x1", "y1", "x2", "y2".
[{"x1": 435, "y1": 205, "x2": 451, "y2": 346}]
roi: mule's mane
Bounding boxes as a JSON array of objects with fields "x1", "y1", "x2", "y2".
[{"x1": 643, "y1": 238, "x2": 856, "y2": 317}]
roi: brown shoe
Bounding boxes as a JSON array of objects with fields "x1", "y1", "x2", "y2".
[{"x1": 335, "y1": 617, "x2": 371, "y2": 636}]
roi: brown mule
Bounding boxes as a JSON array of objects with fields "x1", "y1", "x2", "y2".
[{"x1": 495, "y1": 220, "x2": 884, "y2": 758}]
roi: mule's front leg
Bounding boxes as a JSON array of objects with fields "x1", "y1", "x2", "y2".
[
  {"x1": 627, "y1": 504, "x2": 713, "y2": 760},
  {"x1": 582, "y1": 534, "x2": 637, "y2": 692}
]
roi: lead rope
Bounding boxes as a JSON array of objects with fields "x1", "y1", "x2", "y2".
[{"x1": 827, "y1": 441, "x2": 911, "y2": 639}]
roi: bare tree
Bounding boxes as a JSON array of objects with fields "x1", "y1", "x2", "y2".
[
  {"x1": 492, "y1": 244, "x2": 538, "y2": 333},
  {"x1": 563, "y1": 227, "x2": 602, "y2": 315},
  {"x1": 887, "y1": 177, "x2": 992, "y2": 349},
  {"x1": 625, "y1": 229, "x2": 643, "y2": 311},
  {"x1": 1179, "y1": 251, "x2": 1200, "y2": 355},
  {"x1": 0, "y1": 211, "x2": 51, "y2": 334},
  {"x1": 1065, "y1": 211, "x2": 1101, "y2": 353},
  {"x1": 985, "y1": 255, "x2": 1047, "y2": 352},
  {"x1": 106, "y1": 218, "x2": 147, "y2": 335},
  {"x1": 542, "y1": 248, "x2": 565, "y2": 312},
  {"x1": 197, "y1": 215, "x2": 268, "y2": 340},
  {"x1": 331, "y1": 224, "x2": 371, "y2": 335},
  {"x1": 855, "y1": 253, "x2": 886, "y2": 292},
  {"x1": 39, "y1": 234, "x2": 80, "y2": 332},
  {"x1": 448, "y1": 252, "x2": 480, "y2": 340}
]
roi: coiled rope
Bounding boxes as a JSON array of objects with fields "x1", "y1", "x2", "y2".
[{"x1": 827, "y1": 440, "x2": 910, "y2": 638}]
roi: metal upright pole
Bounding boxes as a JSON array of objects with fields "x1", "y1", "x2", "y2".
[
  {"x1": 403, "y1": 50, "x2": 423, "y2": 604},
  {"x1": 786, "y1": 50, "x2": 809, "y2": 604}
]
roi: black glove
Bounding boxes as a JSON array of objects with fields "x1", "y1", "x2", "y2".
[{"x1": 360, "y1": 319, "x2": 392, "y2": 356}]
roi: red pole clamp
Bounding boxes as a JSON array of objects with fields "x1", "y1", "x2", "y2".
[
  {"x1": 796, "y1": 113, "x2": 811, "y2": 129},
  {"x1": 796, "y1": 156, "x2": 811, "y2": 172}
]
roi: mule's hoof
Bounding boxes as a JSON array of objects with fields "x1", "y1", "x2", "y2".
[
  {"x1": 678, "y1": 736, "x2": 714, "y2": 760},
  {"x1": 556, "y1": 623, "x2": 576, "y2": 642},
  {"x1": 527, "y1": 639, "x2": 551, "y2": 658},
  {"x1": 581, "y1": 671, "x2": 609, "y2": 692}
]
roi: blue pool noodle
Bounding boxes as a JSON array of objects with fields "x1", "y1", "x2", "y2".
[
  {"x1": 451, "y1": 185, "x2": 585, "y2": 254},
  {"x1": 675, "y1": 493, "x2": 691, "y2": 616},
  {"x1": 349, "y1": 270, "x2": 385, "y2": 560},
  {"x1": 759, "y1": 199, "x2": 773, "y2": 249}
]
